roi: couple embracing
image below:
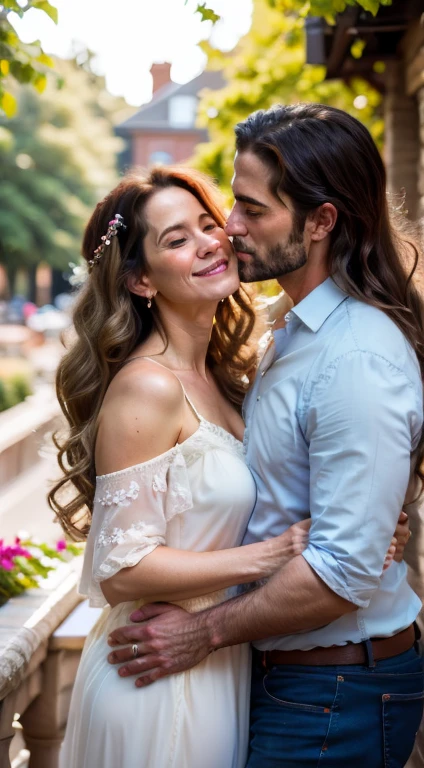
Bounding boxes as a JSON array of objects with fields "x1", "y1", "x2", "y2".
[{"x1": 51, "y1": 103, "x2": 424, "y2": 768}]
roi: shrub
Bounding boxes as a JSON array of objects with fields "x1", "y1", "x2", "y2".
[
  {"x1": 0, "y1": 380, "x2": 9, "y2": 412},
  {"x1": 0, "y1": 359, "x2": 33, "y2": 411}
]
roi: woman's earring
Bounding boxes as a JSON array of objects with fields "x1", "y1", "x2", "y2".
[{"x1": 147, "y1": 296, "x2": 152, "y2": 309}]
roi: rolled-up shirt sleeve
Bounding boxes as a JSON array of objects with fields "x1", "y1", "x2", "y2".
[{"x1": 301, "y1": 349, "x2": 422, "y2": 608}]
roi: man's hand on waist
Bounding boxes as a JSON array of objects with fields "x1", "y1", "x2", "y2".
[
  {"x1": 107, "y1": 602, "x2": 213, "y2": 687},
  {"x1": 106, "y1": 556, "x2": 356, "y2": 687}
]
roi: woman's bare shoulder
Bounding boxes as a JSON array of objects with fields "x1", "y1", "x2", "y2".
[
  {"x1": 106, "y1": 358, "x2": 183, "y2": 408},
  {"x1": 96, "y1": 359, "x2": 185, "y2": 473}
]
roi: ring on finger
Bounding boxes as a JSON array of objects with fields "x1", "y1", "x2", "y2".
[{"x1": 131, "y1": 643, "x2": 139, "y2": 659}]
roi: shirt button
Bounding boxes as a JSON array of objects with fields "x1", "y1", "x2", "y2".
[
  {"x1": 256, "y1": 396, "x2": 261, "y2": 401},
  {"x1": 284, "y1": 311, "x2": 292, "y2": 322}
]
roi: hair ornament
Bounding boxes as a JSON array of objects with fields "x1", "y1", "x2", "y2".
[{"x1": 88, "y1": 213, "x2": 126, "y2": 271}]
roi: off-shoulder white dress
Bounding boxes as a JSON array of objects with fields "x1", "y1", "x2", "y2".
[{"x1": 59, "y1": 396, "x2": 256, "y2": 768}]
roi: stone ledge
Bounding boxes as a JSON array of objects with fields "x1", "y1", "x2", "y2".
[
  {"x1": 0, "y1": 386, "x2": 60, "y2": 455},
  {"x1": 0, "y1": 385, "x2": 62, "y2": 488},
  {"x1": 0, "y1": 559, "x2": 83, "y2": 702}
]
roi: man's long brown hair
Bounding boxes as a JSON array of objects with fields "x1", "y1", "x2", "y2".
[
  {"x1": 235, "y1": 103, "x2": 424, "y2": 490},
  {"x1": 49, "y1": 167, "x2": 257, "y2": 539}
]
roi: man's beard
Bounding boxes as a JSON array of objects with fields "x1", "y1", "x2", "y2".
[{"x1": 234, "y1": 233, "x2": 307, "y2": 283}]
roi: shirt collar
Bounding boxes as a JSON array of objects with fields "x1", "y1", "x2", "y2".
[{"x1": 290, "y1": 276, "x2": 348, "y2": 333}]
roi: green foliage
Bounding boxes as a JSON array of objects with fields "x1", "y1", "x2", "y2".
[
  {"x1": 0, "y1": 375, "x2": 32, "y2": 410},
  {"x1": 193, "y1": 0, "x2": 383, "y2": 197},
  {"x1": 0, "y1": 56, "x2": 127, "y2": 286},
  {"x1": 0, "y1": 358, "x2": 32, "y2": 410},
  {"x1": 8, "y1": 372, "x2": 32, "y2": 403},
  {"x1": 0, "y1": 379, "x2": 9, "y2": 412},
  {"x1": 0, "y1": 0, "x2": 59, "y2": 117},
  {"x1": 195, "y1": 3, "x2": 220, "y2": 23},
  {"x1": 265, "y1": 0, "x2": 392, "y2": 21},
  {"x1": 191, "y1": 0, "x2": 391, "y2": 25}
]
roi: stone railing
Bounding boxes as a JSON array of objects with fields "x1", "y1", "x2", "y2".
[
  {"x1": 0, "y1": 562, "x2": 82, "y2": 768},
  {"x1": 0, "y1": 385, "x2": 61, "y2": 489},
  {"x1": 0, "y1": 559, "x2": 101, "y2": 768}
]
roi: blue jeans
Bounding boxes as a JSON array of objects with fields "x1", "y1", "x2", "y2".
[{"x1": 247, "y1": 647, "x2": 424, "y2": 768}]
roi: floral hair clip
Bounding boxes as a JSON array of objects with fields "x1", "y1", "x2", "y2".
[{"x1": 88, "y1": 213, "x2": 126, "y2": 271}]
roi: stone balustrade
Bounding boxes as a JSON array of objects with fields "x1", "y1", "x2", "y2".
[
  {"x1": 0, "y1": 385, "x2": 61, "y2": 490},
  {"x1": 0, "y1": 560, "x2": 84, "y2": 768}
]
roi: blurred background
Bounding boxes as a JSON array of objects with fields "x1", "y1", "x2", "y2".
[
  {"x1": 0, "y1": 2, "x2": 423, "y2": 766},
  {"x1": 0, "y1": 0, "x2": 423, "y2": 541}
]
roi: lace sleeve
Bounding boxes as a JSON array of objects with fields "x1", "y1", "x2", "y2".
[{"x1": 79, "y1": 447, "x2": 193, "y2": 607}]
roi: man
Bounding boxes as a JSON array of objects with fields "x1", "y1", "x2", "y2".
[
  {"x1": 107, "y1": 104, "x2": 424, "y2": 766},
  {"x1": 405, "y1": 481, "x2": 424, "y2": 768}
]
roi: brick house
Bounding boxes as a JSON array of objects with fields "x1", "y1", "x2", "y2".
[
  {"x1": 116, "y1": 63, "x2": 224, "y2": 168},
  {"x1": 305, "y1": 0, "x2": 424, "y2": 221}
]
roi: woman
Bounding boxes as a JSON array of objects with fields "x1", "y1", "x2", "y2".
[{"x1": 50, "y1": 167, "x2": 311, "y2": 768}]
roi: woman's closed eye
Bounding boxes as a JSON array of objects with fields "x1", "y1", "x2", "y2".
[
  {"x1": 167, "y1": 220, "x2": 218, "y2": 248},
  {"x1": 169, "y1": 237, "x2": 186, "y2": 248}
]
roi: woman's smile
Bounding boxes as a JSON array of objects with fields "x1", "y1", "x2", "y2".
[{"x1": 193, "y1": 258, "x2": 229, "y2": 277}]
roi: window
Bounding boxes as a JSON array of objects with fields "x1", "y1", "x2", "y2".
[
  {"x1": 148, "y1": 151, "x2": 174, "y2": 166},
  {"x1": 169, "y1": 95, "x2": 197, "y2": 128}
]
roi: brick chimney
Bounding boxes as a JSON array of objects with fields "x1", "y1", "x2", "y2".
[{"x1": 150, "y1": 62, "x2": 172, "y2": 94}]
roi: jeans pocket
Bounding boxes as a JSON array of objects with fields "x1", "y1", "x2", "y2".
[
  {"x1": 262, "y1": 671, "x2": 334, "y2": 713},
  {"x1": 383, "y1": 689, "x2": 424, "y2": 768}
]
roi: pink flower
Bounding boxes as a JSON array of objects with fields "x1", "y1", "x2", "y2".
[
  {"x1": 2, "y1": 545, "x2": 30, "y2": 559},
  {"x1": 0, "y1": 557, "x2": 14, "y2": 571},
  {"x1": 56, "y1": 540, "x2": 67, "y2": 552},
  {"x1": 11, "y1": 546, "x2": 31, "y2": 558}
]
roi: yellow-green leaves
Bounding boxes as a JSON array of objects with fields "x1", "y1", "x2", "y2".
[
  {"x1": 196, "y1": 3, "x2": 220, "y2": 24},
  {"x1": 33, "y1": 73, "x2": 47, "y2": 92},
  {"x1": 36, "y1": 52, "x2": 55, "y2": 68},
  {"x1": 29, "y1": 0, "x2": 58, "y2": 23},
  {"x1": 192, "y1": 0, "x2": 384, "y2": 196},
  {"x1": 0, "y1": 91, "x2": 17, "y2": 117},
  {"x1": 351, "y1": 39, "x2": 366, "y2": 59},
  {"x1": 264, "y1": 0, "x2": 391, "y2": 17},
  {"x1": 0, "y1": 0, "x2": 58, "y2": 117}
]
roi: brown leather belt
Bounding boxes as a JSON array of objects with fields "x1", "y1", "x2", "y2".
[{"x1": 263, "y1": 625, "x2": 416, "y2": 667}]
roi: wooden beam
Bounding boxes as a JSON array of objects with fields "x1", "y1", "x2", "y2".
[
  {"x1": 326, "y1": 8, "x2": 359, "y2": 79},
  {"x1": 406, "y1": 47, "x2": 424, "y2": 95}
]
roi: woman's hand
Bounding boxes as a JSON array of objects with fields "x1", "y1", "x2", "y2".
[
  {"x1": 383, "y1": 510, "x2": 411, "y2": 571},
  {"x1": 262, "y1": 519, "x2": 311, "y2": 577},
  {"x1": 261, "y1": 508, "x2": 409, "y2": 580}
]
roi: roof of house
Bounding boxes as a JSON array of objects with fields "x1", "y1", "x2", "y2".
[{"x1": 116, "y1": 70, "x2": 224, "y2": 135}]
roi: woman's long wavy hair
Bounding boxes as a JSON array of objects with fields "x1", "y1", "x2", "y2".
[
  {"x1": 235, "y1": 103, "x2": 424, "y2": 490},
  {"x1": 49, "y1": 167, "x2": 257, "y2": 539}
]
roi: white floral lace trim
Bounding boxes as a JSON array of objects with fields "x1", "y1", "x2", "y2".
[
  {"x1": 97, "y1": 519, "x2": 157, "y2": 546},
  {"x1": 96, "y1": 445, "x2": 186, "y2": 482},
  {"x1": 182, "y1": 419, "x2": 245, "y2": 467},
  {"x1": 95, "y1": 480, "x2": 140, "y2": 508},
  {"x1": 95, "y1": 420, "x2": 244, "y2": 483},
  {"x1": 95, "y1": 449, "x2": 187, "y2": 496},
  {"x1": 95, "y1": 538, "x2": 163, "y2": 581}
]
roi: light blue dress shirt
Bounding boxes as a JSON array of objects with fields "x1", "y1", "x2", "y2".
[{"x1": 242, "y1": 277, "x2": 423, "y2": 651}]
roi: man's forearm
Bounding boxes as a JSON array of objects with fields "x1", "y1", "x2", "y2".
[
  {"x1": 107, "y1": 554, "x2": 358, "y2": 684},
  {"x1": 205, "y1": 555, "x2": 356, "y2": 650}
]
